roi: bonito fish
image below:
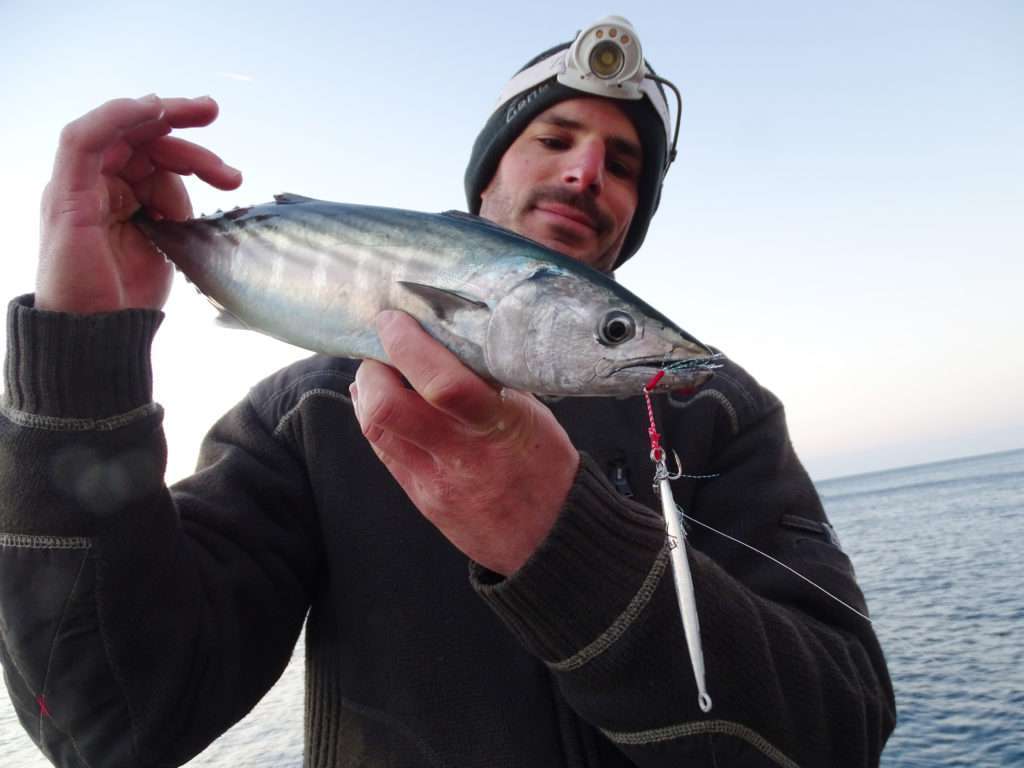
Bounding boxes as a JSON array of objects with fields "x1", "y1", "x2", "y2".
[{"x1": 135, "y1": 193, "x2": 719, "y2": 396}]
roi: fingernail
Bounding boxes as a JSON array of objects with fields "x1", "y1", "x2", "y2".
[
  {"x1": 348, "y1": 383, "x2": 360, "y2": 419},
  {"x1": 139, "y1": 93, "x2": 159, "y2": 104}
]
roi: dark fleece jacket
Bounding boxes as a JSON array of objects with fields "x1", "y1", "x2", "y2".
[{"x1": 0, "y1": 295, "x2": 894, "y2": 767}]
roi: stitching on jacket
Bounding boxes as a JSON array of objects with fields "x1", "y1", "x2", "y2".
[
  {"x1": 548, "y1": 540, "x2": 670, "y2": 672},
  {"x1": 602, "y1": 719, "x2": 799, "y2": 768},
  {"x1": 37, "y1": 551, "x2": 95, "y2": 768},
  {"x1": 28, "y1": 700, "x2": 95, "y2": 768},
  {"x1": 262, "y1": 368, "x2": 355, "y2": 412},
  {"x1": 668, "y1": 389, "x2": 739, "y2": 435},
  {"x1": 0, "y1": 534, "x2": 93, "y2": 550},
  {"x1": 0, "y1": 402, "x2": 161, "y2": 433},
  {"x1": 273, "y1": 388, "x2": 352, "y2": 437},
  {"x1": 707, "y1": 368, "x2": 758, "y2": 413}
]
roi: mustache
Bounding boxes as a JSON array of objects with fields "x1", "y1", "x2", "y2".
[{"x1": 525, "y1": 187, "x2": 613, "y2": 235}]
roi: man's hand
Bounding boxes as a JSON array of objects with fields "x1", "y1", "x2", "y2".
[
  {"x1": 351, "y1": 311, "x2": 580, "y2": 576},
  {"x1": 37, "y1": 95, "x2": 242, "y2": 314}
]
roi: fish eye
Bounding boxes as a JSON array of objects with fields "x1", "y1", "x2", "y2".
[{"x1": 597, "y1": 310, "x2": 636, "y2": 345}]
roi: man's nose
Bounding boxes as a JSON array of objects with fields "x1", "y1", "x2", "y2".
[{"x1": 561, "y1": 141, "x2": 605, "y2": 195}]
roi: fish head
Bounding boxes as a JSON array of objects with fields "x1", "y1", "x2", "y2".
[{"x1": 484, "y1": 265, "x2": 720, "y2": 397}]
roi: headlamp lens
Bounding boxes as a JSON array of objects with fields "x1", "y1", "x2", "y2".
[{"x1": 589, "y1": 41, "x2": 624, "y2": 79}]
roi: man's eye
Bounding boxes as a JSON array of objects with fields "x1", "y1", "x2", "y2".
[
  {"x1": 539, "y1": 137, "x2": 569, "y2": 150},
  {"x1": 608, "y1": 160, "x2": 637, "y2": 179}
]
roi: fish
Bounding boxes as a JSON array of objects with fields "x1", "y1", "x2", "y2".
[{"x1": 134, "y1": 193, "x2": 720, "y2": 396}]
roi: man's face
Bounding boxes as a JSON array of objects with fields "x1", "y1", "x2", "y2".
[{"x1": 479, "y1": 97, "x2": 642, "y2": 272}]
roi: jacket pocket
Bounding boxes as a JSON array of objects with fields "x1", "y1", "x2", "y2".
[{"x1": 778, "y1": 514, "x2": 855, "y2": 578}]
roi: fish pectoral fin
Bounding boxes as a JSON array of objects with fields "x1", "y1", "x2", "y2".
[
  {"x1": 273, "y1": 192, "x2": 317, "y2": 205},
  {"x1": 201, "y1": 294, "x2": 250, "y2": 330},
  {"x1": 396, "y1": 281, "x2": 489, "y2": 322}
]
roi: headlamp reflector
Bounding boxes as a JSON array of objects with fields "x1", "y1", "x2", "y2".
[{"x1": 589, "y1": 41, "x2": 625, "y2": 79}]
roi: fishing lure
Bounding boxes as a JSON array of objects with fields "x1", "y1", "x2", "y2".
[{"x1": 643, "y1": 371, "x2": 712, "y2": 713}]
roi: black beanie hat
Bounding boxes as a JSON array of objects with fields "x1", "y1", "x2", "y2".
[{"x1": 464, "y1": 42, "x2": 669, "y2": 269}]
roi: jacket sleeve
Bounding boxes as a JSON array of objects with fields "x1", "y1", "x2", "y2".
[
  {"x1": 0, "y1": 296, "x2": 321, "y2": 767},
  {"x1": 470, "y1": 362, "x2": 896, "y2": 767}
]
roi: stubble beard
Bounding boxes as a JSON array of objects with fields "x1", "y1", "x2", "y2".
[{"x1": 480, "y1": 184, "x2": 619, "y2": 270}]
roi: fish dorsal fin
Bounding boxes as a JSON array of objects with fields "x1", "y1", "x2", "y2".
[
  {"x1": 397, "y1": 281, "x2": 488, "y2": 321},
  {"x1": 439, "y1": 209, "x2": 576, "y2": 255},
  {"x1": 273, "y1": 193, "x2": 317, "y2": 205},
  {"x1": 440, "y1": 209, "x2": 492, "y2": 225},
  {"x1": 440, "y1": 210, "x2": 523, "y2": 238}
]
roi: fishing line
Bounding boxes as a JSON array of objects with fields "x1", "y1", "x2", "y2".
[{"x1": 675, "y1": 508, "x2": 874, "y2": 624}]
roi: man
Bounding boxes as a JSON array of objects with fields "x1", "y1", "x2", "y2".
[{"x1": 1, "y1": 18, "x2": 894, "y2": 768}]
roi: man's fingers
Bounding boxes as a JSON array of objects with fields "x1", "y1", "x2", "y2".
[
  {"x1": 349, "y1": 372, "x2": 437, "y2": 480},
  {"x1": 375, "y1": 311, "x2": 504, "y2": 431},
  {"x1": 120, "y1": 96, "x2": 220, "y2": 148},
  {"x1": 53, "y1": 95, "x2": 166, "y2": 193},
  {"x1": 353, "y1": 361, "x2": 458, "y2": 451},
  {"x1": 122, "y1": 117, "x2": 173, "y2": 149},
  {"x1": 362, "y1": 426, "x2": 435, "y2": 489},
  {"x1": 120, "y1": 151, "x2": 157, "y2": 183},
  {"x1": 156, "y1": 96, "x2": 222, "y2": 129},
  {"x1": 52, "y1": 95, "x2": 239, "y2": 201},
  {"x1": 135, "y1": 170, "x2": 193, "y2": 221},
  {"x1": 143, "y1": 135, "x2": 242, "y2": 189}
]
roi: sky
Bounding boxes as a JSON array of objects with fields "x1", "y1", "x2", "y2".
[{"x1": 0, "y1": 0, "x2": 1021, "y2": 481}]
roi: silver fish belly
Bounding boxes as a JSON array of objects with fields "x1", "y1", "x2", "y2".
[{"x1": 135, "y1": 193, "x2": 718, "y2": 396}]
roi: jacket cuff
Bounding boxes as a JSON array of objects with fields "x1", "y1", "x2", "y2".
[
  {"x1": 4, "y1": 295, "x2": 163, "y2": 419},
  {"x1": 471, "y1": 452, "x2": 667, "y2": 664}
]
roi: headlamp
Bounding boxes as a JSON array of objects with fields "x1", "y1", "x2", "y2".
[
  {"x1": 561, "y1": 16, "x2": 645, "y2": 96},
  {"x1": 495, "y1": 15, "x2": 682, "y2": 169}
]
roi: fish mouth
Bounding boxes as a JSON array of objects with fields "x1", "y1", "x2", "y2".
[{"x1": 609, "y1": 353, "x2": 725, "y2": 379}]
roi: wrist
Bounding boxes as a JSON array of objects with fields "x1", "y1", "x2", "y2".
[
  {"x1": 491, "y1": 448, "x2": 580, "y2": 577},
  {"x1": 471, "y1": 453, "x2": 668, "y2": 662},
  {"x1": 5, "y1": 295, "x2": 163, "y2": 419}
]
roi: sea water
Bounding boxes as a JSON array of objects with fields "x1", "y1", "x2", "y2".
[
  {"x1": 3, "y1": 449, "x2": 1022, "y2": 766},
  {"x1": 819, "y1": 448, "x2": 1024, "y2": 767}
]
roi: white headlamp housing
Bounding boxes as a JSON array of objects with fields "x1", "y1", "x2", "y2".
[
  {"x1": 493, "y1": 15, "x2": 681, "y2": 168},
  {"x1": 559, "y1": 15, "x2": 646, "y2": 98}
]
